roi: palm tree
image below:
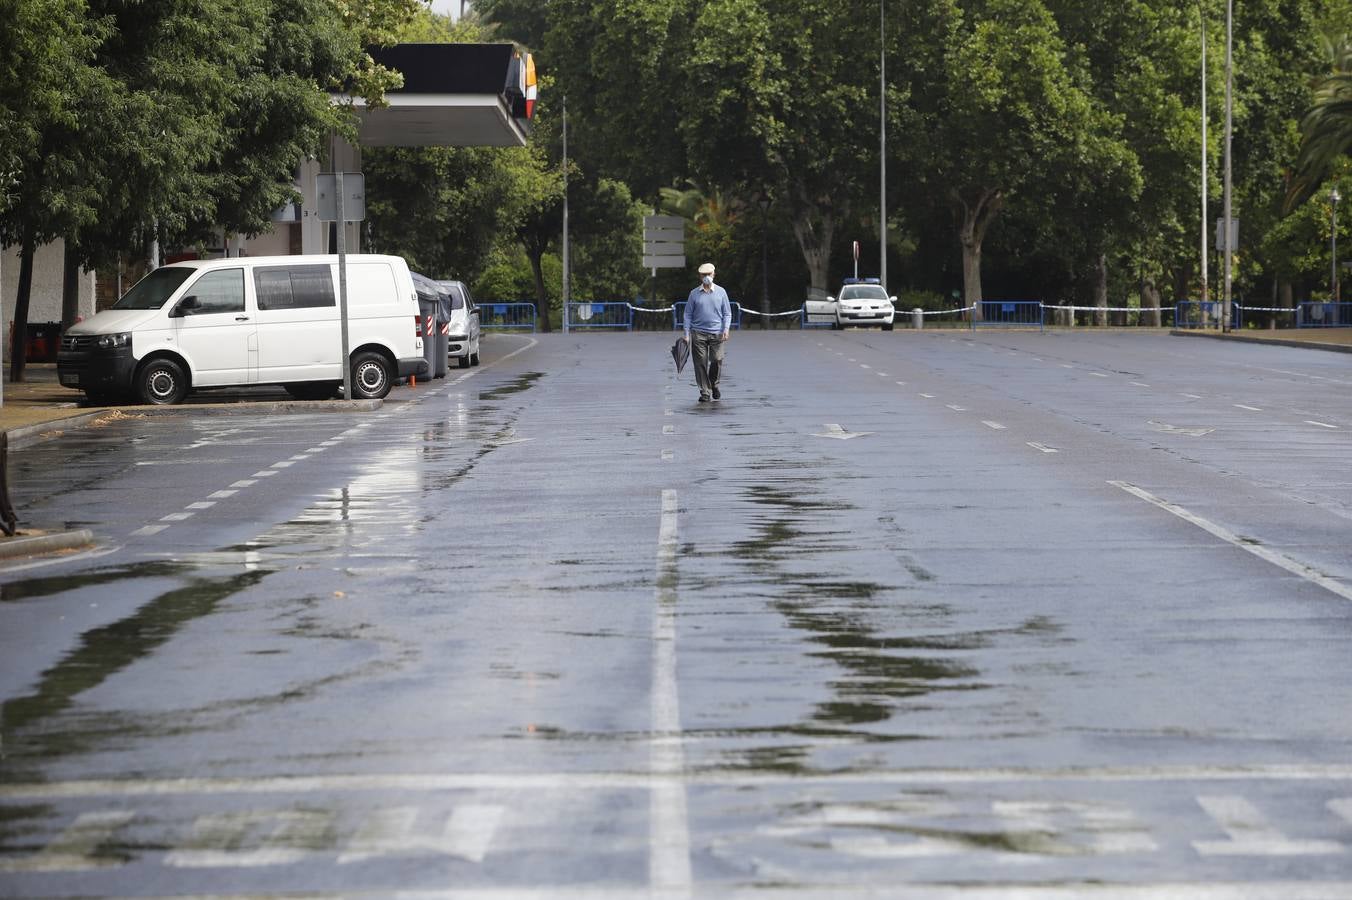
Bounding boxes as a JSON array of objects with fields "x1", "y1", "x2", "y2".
[{"x1": 1286, "y1": 33, "x2": 1352, "y2": 212}]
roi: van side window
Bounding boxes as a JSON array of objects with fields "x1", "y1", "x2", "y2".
[
  {"x1": 254, "y1": 265, "x2": 336, "y2": 311},
  {"x1": 185, "y1": 269, "x2": 245, "y2": 314}
]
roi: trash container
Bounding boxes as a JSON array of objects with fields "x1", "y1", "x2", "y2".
[
  {"x1": 434, "y1": 288, "x2": 451, "y2": 379},
  {"x1": 412, "y1": 274, "x2": 439, "y2": 381}
]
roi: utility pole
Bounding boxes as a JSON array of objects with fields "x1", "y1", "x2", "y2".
[
  {"x1": 1199, "y1": 1, "x2": 1209, "y2": 305},
  {"x1": 879, "y1": 0, "x2": 887, "y2": 289},
  {"x1": 1222, "y1": 0, "x2": 1233, "y2": 331},
  {"x1": 562, "y1": 96, "x2": 570, "y2": 334}
]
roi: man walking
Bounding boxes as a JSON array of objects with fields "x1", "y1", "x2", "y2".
[{"x1": 683, "y1": 262, "x2": 732, "y2": 402}]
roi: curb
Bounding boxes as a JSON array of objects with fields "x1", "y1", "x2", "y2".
[
  {"x1": 1169, "y1": 329, "x2": 1352, "y2": 354},
  {"x1": 4, "y1": 399, "x2": 384, "y2": 448},
  {"x1": 0, "y1": 529, "x2": 95, "y2": 560}
]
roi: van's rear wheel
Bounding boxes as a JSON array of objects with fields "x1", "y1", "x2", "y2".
[
  {"x1": 285, "y1": 382, "x2": 339, "y2": 401},
  {"x1": 136, "y1": 359, "x2": 188, "y2": 405},
  {"x1": 350, "y1": 351, "x2": 392, "y2": 400}
]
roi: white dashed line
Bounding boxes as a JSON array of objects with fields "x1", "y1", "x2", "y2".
[
  {"x1": 1090, "y1": 372, "x2": 1109, "y2": 378},
  {"x1": 946, "y1": 405, "x2": 966, "y2": 411},
  {"x1": 185, "y1": 502, "x2": 215, "y2": 511},
  {"x1": 229, "y1": 480, "x2": 257, "y2": 489},
  {"x1": 662, "y1": 425, "x2": 675, "y2": 434},
  {"x1": 651, "y1": 489, "x2": 691, "y2": 893},
  {"x1": 895, "y1": 381, "x2": 907, "y2": 386},
  {"x1": 1306, "y1": 420, "x2": 1340, "y2": 429},
  {"x1": 1234, "y1": 404, "x2": 1262, "y2": 411},
  {"x1": 130, "y1": 525, "x2": 170, "y2": 537},
  {"x1": 1130, "y1": 381, "x2": 1150, "y2": 387},
  {"x1": 253, "y1": 470, "x2": 279, "y2": 478},
  {"x1": 1027, "y1": 442, "x2": 1059, "y2": 454},
  {"x1": 271, "y1": 461, "x2": 296, "y2": 469},
  {"x1": 919, "y1": 393, "x2": 935, "y2": 399},
  {"x1": 982, "y1": 421, "x2": 1007, "y2": 430},
  {"x1": 1181, "y1": 393, "x2": 1203, "y2": 399},
  {"x1": 160, "y1": 513, "x2": 194, "y2": 522},
  {"x1": 207, "y1": 490, "x2": 237, "y2": 500},
  {"x1": 661, "y1": 450, "x2": 673, "y2": 461},
  {"x1": 859, "y1": 364, "x2": 871, "y2": 369}
]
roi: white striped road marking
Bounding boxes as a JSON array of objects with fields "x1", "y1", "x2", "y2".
[
  {"x1": 919, "y1": 393, "x2": 935, "y2": 399},
  {"x1": 252, "y1": 470, "x2": 279, "y2": 477},
  {"x1": 1234, "y1": 404, "x2": 1262, "y2": 411},
  {"x1": 338, "y1": 805, "x2": 505, "y2": 864},
  {"x1": 1110, "y1": 481, "x2": 1352, "y2": 603},
  {"x1": 1181, "y1": 393, "x2": 1203, "y2": 399},
  {"x1": 982, "y1": 421, "x2": 1007, "y2": 430},
  {"x1": 1131, "y1": 381, "x2": 1150, "y2": 387},
  {"x1": 993, "y1": 800, "x2": 1158, "y2": 855},
  {"x1": 289, "y1": 453, "x2": 312, "y2": 461},
  {"x1": 166, "y1": 810, "x2": 333, "y2": 868},
  {"x1": 813, "y1": 424, "x2": 873, "y2": 440},
  {"x1": 1193, "y1": 795, "x2": 1343, "y2": 856},
  {"x1": 661, "y1": 450, "x2": 673, "y2": 461},
  {"x1": 229, "y1": 480, "x2": 257, "y2": 488},
  {"x1": 895, "y1": 381, "x2": 907, "y2": 386},
  {"x1": 651, "y1": 489, "x2": 692, "y2": 894},
  {"x1": 185, "y1": 501, "x2": 215, "y2": 510},
  {"x1": 1307, "y1": 420, "x2": 1340, "y2": 429},
  {"x1": 664, "y1": 409, "x2": 673, "y2": 416},
  {"x1": 1061, "y1": 364, "x2": 1074, "y2": 369},
  {"x1": 946, "y1": 405, "x2": 966, "y2": 412},
  {"x1": 1090, "y1": 372, "x2": 1109, "y2": 378},
  {"x1": 0, "y1": 810, "x2": 134, "y2": 873},
  {"x1": 9, "y1": 765, "x2": 1352, "y2": 798},
  {"x1": 1027, "y1": 442, "x2": 1059, "y2": 453},
  {"x1": 662, "y1": 425, "x2": 675, "y2": 434},
  {"x1": 271, "y1": 460, "x2": 296, "y2": 468},
  {"x1": 130, "y1": 525, "x2": 169, "y2": 537},
  {"x1": 160, "y1": 512, "x2": 194, "y2": 522},
  {"x1": 860, "y1": 364, "x2": 871, "y2": 369},
  {"x1": 877, "y1": 372, "x2": 889, "y2": 377}
]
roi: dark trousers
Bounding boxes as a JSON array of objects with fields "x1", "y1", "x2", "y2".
[{"x1": 691, "y1": 330, "x2": 724, "y2": 398}]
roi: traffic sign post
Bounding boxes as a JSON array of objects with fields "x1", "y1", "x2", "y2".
[
  {"x1": 853, "y1": 240, "x2": 860, "y2": 280},
  {"x1": 317, "y1": 173, "x2": 365, "y2": 401}
]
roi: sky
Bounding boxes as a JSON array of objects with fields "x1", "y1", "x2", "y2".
[{"x1": 427, "y1": 0, "x2": 465, "y2": 18}]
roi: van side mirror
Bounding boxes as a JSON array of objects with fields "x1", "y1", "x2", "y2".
[
  {"x1": 170, "y1": 296, "x2": 200, "y2": 318},
  {"x1": 827, "y1": 296, "x2": 836, "y2": 303},
  {"x1": 470, "y1": 307, "x2": 480, "y2": 315}
]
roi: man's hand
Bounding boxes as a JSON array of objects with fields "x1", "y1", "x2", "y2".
[{"x1": 722, "y1": 331, "x2": 730, "y2": 342}]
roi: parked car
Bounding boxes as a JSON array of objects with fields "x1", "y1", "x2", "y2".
[
  {"x1": 435, "y1": 280, "x2": 481, "y2": 367},
  {"x1": 57, "y1": 255, "x2": 426, "y2": 405}
]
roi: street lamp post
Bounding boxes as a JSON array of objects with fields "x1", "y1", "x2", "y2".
[
  {"x1": 879, "y1": 0, "x2": 887, "y2": 291},
  {"x1": 1333, "y1": 187, "x2": 1341, "y2": 304},
  {"x1": 758, "y1": 195, "x2": 771, "y2": 327},
  {"x1": 1222, "y1": 0, "x2": 1233, "y2": 331}
]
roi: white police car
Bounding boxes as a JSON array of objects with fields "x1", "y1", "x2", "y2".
[{"x1": 830, "y1": 278, "x2": 896, "y2": 330}]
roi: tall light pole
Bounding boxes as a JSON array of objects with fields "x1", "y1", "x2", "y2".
[
  {"x1": 1333, "y1": 187, "x2": 1342, "y2": 303},
  {"x1": 1199, "y1": 1, "x2": 1209, "y2": 305},
  {"x1": 758, "y1": 194, "x2": 771, "y2": 325},
  {"x1": 561, "y1": 96, "x2": 570, "y2": 334},
  {"x1": 1222, "y1": 0, "x2": 1233, "y2": 331},
  {"x1": 879, "y1": 0, "x2": 887, "y2": 289}
]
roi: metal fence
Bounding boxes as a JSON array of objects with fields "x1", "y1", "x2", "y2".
[
  {"x1": 973, "y1": 301, "x2": 1043, "y2": 331},
  {"x1": 478, "y1": 302, "x2": 537, "y2": 332},
  {"x1": 566, "y1": 302, "x2": 633, "y2": 330},
  {"x1": 671, "y1": 301, "x2": 743, "y2": 331},
  {"x1": 1174, "y1": 301, "x2": 1235, "y2": 330},
  {"x1": 1297, "y1": 302, "x2": 1352, "y2": 328}
]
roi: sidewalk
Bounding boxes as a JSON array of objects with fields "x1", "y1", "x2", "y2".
[{"x1": 1170, "y1": 326, "x2": 1352, "y2": 353}]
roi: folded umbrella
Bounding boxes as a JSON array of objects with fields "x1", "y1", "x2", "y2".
[{"x1": 670, "y1": 336, "x2": 690, "y2": 373}]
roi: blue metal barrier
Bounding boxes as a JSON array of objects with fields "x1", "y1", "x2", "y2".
[
  {"x1": 672, "y1": 301, "x2": 742, "y2": 330},
  {"x1": 1297, "y1": 302, "x2": 1352, "y2": 327},
  {"x1": 1175, "y1": 301, "x2": 1234, "y2": 329},
  {"x1": 973, "y1": 301, "x2": 1043, "y2": 331},
  {"x1": 567, "y1": 302, "x2": 632, "y2": 330},
  {"x1": 479, "y1": 302, "x2": 537, "y2": 331}
]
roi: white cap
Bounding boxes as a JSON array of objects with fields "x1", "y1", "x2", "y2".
[{"x1": 698, "y1": 262, "x2": 715, "y2": 275}]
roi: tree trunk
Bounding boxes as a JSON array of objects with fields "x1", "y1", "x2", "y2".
[
  {"x1": 1093, "y1": 253, "x2": 1109, "y2": 326},
  {"x1": 1141, "y1": 274, "x2": 1162, "y2": 327},
  {"x1": 9, "y1": 228, "x2": 35, "y2": 383},
  {"x1": 528, "y1": 248, "x2": 551, "y2": 332},
  {"x1": 1279, "y1": 279, "x2": 1294, "y2": 330},
  {"x1": 954, "y1": 188, "x2": 1002, "y2": 322},
  {"x1": 61, "y1": 241, "x2": 81, "y2": 331},
  {"x1": 787, "y1": 177, "x2": 843, "y2": 296}
]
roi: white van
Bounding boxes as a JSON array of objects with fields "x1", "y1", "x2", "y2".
[{"x1": 57, "y1": 255, "x2": 427, "y2": 404}]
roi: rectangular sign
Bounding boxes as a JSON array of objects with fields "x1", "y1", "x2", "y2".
[
  {"x1": 316, "y1": 173, "x2": 365, "y2": 222},
  {"x1": 643, "y1": 255, "x2": 686, "y2": 269}
]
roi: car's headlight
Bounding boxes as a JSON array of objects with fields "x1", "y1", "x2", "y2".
[{"x1": 96, "y1": 332, "x2": 132, "y2": 350}]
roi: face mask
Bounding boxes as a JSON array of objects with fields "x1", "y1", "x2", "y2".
[{"x1": 702, "y1": 275, "x2": 713, "y2": 287}]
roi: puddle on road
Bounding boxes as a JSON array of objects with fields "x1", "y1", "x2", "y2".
[{"x1": 477, "y1": 372, "x2": 544, "y2": 401}]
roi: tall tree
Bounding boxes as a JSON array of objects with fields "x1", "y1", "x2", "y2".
[{"x1": 1287, "y1": 31, "x2": 1352, "y2": 210}]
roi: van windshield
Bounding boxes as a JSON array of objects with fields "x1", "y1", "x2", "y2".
[{"x1": 112, "y1": 267, "x2": 194, "y2": 310}]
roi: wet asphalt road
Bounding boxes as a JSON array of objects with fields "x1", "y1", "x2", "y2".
[{"x1": 2, "y1": 328, "x2": 1352, "y2": 898}]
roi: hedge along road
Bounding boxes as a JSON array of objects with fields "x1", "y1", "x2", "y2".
[{"x1": 1, "y1": 329, "x2": 1351, "y2": 898}]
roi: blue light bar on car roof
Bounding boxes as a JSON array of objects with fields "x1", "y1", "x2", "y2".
[{"x1": 842, "y1": 277, "x2": 882, "y2": 285}]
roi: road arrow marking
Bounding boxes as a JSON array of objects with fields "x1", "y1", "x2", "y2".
[{"x1": 813, "y1": 424, "x2": 873, "y2": 440}]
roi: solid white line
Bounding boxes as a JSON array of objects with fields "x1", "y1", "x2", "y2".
[
  {"x1": 981, "y1": 421, "x2": 1006, "y2": 430},
  {"x1": 651, "y1": 489, "x2": 691, "y2": 895},
  {"x1": 1234, "y1": 404, "x2": 1262, "y2": 411},
  {"x1": 1306, "y1": 420, "x2": 1339, "y2": 429},
  {"x1": 12, "y1": 765, "x2": 1352, "y2": 799},
  {"x1": 1109, "y1": 481, "x2": 1352, "y2": 602}
]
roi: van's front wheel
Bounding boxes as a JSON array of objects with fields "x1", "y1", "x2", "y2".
[
  {"x1": 136, "y1": 358, "x2": 188, "y2": 405},
  {"x1": 350, "y1": 351, "x2": 392, "y2": 400}
]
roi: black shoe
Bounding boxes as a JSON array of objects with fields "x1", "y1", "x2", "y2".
[
  {"x1": 712, "y1": 388, "x2": 721, "y2": 400},
  {"x1": 698, "y1": 395, "x2": 710, "y2": 403}
]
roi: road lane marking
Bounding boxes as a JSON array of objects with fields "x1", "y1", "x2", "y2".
[
  {"x1": 663, "y1": 425, "x2": 675, "y2": 435},
  {"x1": 982, "y1": 421, "x2": 1007, "y2": 430},
  {"x1": 1193, "y1": 796, "x2": 1343, "y2": 856},
  {"x1": 661, "y1": 450, "x2": 673, "y2": 461},
  {"x1": 859, "y1": 364, "x2": 871, "y2": 369},
  {"x1": 1234, "y1": 404, "x2": 1262, "y2": 411},
  {"x1": 1306, "y1": 420, "x2": 1340, "y2": 429},
  {"x1": 160, "y1": 512, "x2": 194, "y2": 522},
  {"x1": 651, "y1": 489, "x2": 691, "y2": 894},
  {"x1": 813, "y1": 424, "x2": 873, "y2": 440},
  {"x1": 338, "y1": 805, "x2": 505, "y2": 865},
  {"x1": 1181, "y1": 393, "x2": 1203, "y2": 399},
  {"x1": 229, "y1": 480, "x2": 257, "y2": 488},
  {"x1": 1130, "y1": 381, "x2": 1150, "y2": 387},
  {"x1": 0, "y1": 810, "x2": 134, "y2": 872},
  {"x1": 946, "y1": 405, "x2": 966, "y2": 411},
  {"x1": 185, "y1": 501, "x2": 215, "y2": 510},
  {"x1": 1027, "y1": 442, "x2": 1059, "y2": 453},
  {"x1": 253, "y1": 470, "x2": 279, "y2": 477},
  {"x1": 919, "y1": 393, "x2": 935, "y2": 399},
  {"x1": 1109, "y1": 481, "x2": 1352, "y2": 602},
  {"x1": 130, "y1": 525, "x2": 169, "y2": 536},
  {"x1": 1090, "y1": 372, "x2": 1109, "y2": 378},
  {"x1": 895, "y1": 381, "x2": 907, "y2": 386}
]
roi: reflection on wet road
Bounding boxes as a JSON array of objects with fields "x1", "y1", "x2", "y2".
[{"x1": 3, "y1": 331, "x2": 1352, "y2": 897}]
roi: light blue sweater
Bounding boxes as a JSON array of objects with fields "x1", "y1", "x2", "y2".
[{"x1": 684, "y1": 284, "x2": 731, "y2": 337}]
